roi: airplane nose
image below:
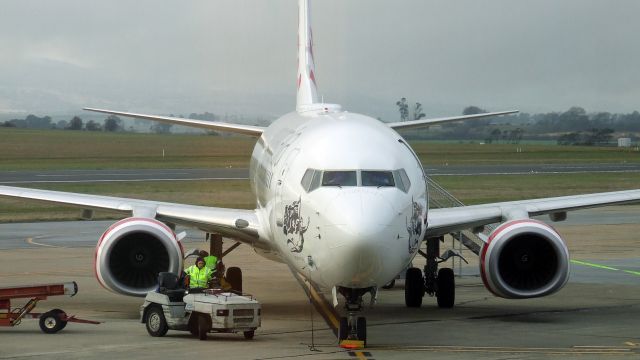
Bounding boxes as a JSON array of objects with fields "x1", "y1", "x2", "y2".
[
  {"x1": 321, "y1": 191, "x2": 398, "y2": 286},
  {"x1": 324, "y1": 191, "x2": 396, "y2": 243}
]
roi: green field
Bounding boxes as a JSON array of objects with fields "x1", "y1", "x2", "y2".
[
  {"x1": 2, "y1": 128, "x2": 639, "y2": 170},
  {"x1": 1, "y1": 128, "x2": 639, "y2": 222}
]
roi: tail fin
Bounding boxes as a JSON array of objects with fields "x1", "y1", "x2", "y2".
[{"x1": 296, "y1": 0, "x2": 319, "y2": 112}]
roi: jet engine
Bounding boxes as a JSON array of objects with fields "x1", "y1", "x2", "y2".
[
  {"x1": 480, "y1": 219, "x2": 570, "y2": 299},
  {"x1": 95, "y1": 217, "x2": 183, "y2": 296}
]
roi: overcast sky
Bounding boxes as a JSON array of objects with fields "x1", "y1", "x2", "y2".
[{"x1": 1, "y1": 0, "x2": 638, "y2": 121}]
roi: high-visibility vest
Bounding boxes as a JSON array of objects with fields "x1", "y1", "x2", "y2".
[
  {"x1": 186, "y1": 265, "x2": 212, "y2": 288},
  {"x1": 203, "y1": 255, "x2": 218, "y2": 271}
]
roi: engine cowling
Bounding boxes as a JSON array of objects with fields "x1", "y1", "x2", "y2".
[
  {"x1": 480, "y1": 219, "x2": 570, "y2": 299},
  {"x1": 95, "y1": 217, "x2": 184, "y2": 296}
]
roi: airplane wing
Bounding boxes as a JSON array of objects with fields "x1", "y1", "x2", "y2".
[
  {"x1": 387, "y1": 110, "x2": 519, "y2": 131},
  {"x1": 84, "y1": 108, "x2": 265, "y2": 137},
  {"x1": 426, "y1": 189, "x2": 640, "y2": 238},
  {"x1": 0, "y1": 185, "x2": 268, "y2": 249}
]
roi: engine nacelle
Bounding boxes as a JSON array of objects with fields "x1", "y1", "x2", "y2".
[
  {"x1": 480, "y1": 219, "x2": 570, "y2": 299},
  {"x1": 95, "y1": 217, "x2": 183, "y2": 296}
]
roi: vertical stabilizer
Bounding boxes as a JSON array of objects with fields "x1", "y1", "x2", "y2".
[{"x1": 297, "y1": 0, "x2": 319, "y2": 112}]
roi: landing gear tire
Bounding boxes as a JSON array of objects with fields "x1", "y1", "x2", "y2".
[
  {"x1": 227, "y1": 266, "x2": 243, "y2": 293},
  {"x1": 145, "y1": 306, "x2": 168, "y2": 337},
  {"x1": 356, "y1": 317, "x2": 367, "y2": 345},
  {"x1": 39, "y1": 309, "x2": 68, "y2": 334},
  {"x1": 198, "y1": 314, "x2": 211, "y2": 341},
  {"x1": 436, "y1": 268, "x2": 455, "y2": 308},
  {"x1": 381, "y1": 279, "x2": 396, "y2": 289},
  {"x1": 338, "y1": 317, "x2": 349, "y2": 341},
  {"x1": 405, "y1": 267, "x2": 425, "y2": 308}
]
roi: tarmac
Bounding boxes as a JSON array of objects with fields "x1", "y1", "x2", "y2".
[{"x1": 0, "y1": 207, "x2": 639, "y2": 359}]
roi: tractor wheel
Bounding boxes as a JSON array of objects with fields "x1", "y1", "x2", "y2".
[
  {"x1": 198, "y1": 314, "x2": 211, "y2": 341},
  {"x1": 145, "y1": 306, "x2": 169, "y2": 337}
]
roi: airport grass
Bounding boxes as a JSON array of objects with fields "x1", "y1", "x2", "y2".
[
  {"x1": 0, "y1": 128, "x2": 254, "y2": 170},
  {"x1": 0, "y1": 180, "x2": 255, "y2": 222},
  {"x1": 2, "y1": 128, "x2": 639, "y2": 170},
  {"x1": 410, "y1": 142, "x2": 640, "y2": 166},
  {"x1": 432, "y1": 172, "x2": 640, "y2": 205}
]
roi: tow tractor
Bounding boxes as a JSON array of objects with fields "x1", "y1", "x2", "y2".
[
  {"x1": 0, "y1": 282, "x2": 100, "y2": 333},
  {"x1": 140, "y1": 272, "x2": 261, "y2": 340}
]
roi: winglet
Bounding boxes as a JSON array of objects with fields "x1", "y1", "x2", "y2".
[{"x1": 296, "y1": 0, "x2": 319, "y2": 112}]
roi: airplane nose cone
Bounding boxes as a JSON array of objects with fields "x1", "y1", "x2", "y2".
[
  {"x1": 324, "y1": 191, "x2": 396, "y2": 243},
  {"x1": 321, "y1": 191, "x2": 398, "y2": 287}
]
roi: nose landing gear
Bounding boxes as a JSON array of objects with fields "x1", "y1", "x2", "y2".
[{"x1": 336, "y1": 286, "x2": 374, "y2": 347}]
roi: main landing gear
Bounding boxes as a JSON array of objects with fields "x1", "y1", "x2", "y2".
[
  {"x1": 336, "y1": 287, "x2": 375, "y2": 346},
  {"x1": 405, "y1": 236, "x2": 462, "y2": 308}
]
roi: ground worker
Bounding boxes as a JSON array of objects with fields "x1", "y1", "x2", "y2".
[
  {"x1": 185, "y1": 257, "x2": 213, "y2": 289},
  {"x1": 198, "y1": 250, "x2": 218, "y2": 272}
]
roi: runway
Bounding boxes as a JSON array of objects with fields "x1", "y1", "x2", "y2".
[
  {"x1": 1, "y1": 208, "x2": 639, "y2": 359},
  {"x1": 2, "y1": 163, "x2": 640, "y2": 184}
]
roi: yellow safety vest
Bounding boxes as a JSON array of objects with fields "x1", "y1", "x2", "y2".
[
  {"x1": 203, "y1": 255, "x2": 218, "y2": 271},
  {"x1": 186, "y1": 265, "x2": 212, "y2": 288}
]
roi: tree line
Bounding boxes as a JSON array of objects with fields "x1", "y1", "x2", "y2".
[
  {"x1": 2, "y1": 114, "x2": 124, "y2": 132},
  {"x1": 0, "y1": 112, "x2": 219, "y2": 134},
  {"x1": 396, "y1": 100, "x2": 640, "y2": 145}
]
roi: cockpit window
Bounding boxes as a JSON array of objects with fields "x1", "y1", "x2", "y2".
[
  {"x1": 301, "y1": 169, "x2": 314, "y2": 190},
  {"x1": 301, "y1": 168, "x2": 410, "y2": 192},
  {"x1": 361, "y1": 171, "x2": 395, "y2": 187},
  {"x1": 322, "y1": 171, "x2": 357, "y2": 187},
  {"x1": 393, "y1": 169, "x2": 411, "y2": 192}
]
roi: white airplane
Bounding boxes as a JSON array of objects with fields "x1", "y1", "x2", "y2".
[{"x1": 2, "y1": 0, "x2": 640, "y2": 344}]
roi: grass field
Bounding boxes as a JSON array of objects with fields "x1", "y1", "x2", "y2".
[
  {"x1": 2, "y1": 128, "x2": 639, "y2": 170},
  {"x1": 1, "y1": 128, "x2": 639, "y2": 222}
]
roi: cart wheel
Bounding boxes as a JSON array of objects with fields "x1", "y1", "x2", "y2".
[
  {"x1": 50, "y1": 309, "x2": 68, "y2": 331},
  {"x1": 145, "y1": 306, "x2": 169, "y2": 337},
  {"x1": 187, "y1": 315, "x2": 198, "y2": 336},
  {"x1": 39, "y1": 310, "x2": 66, "y2": 334},
  {"x1": 198, "y1": 314, "x2": 211, "y2": 341},
  {"x1": 243, "y1": 330, "x2": 255, "y2": 340}
]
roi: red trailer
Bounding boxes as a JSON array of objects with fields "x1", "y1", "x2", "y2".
[{"x1": 0, "y1": 282, "x2": 100, "y2": 333}]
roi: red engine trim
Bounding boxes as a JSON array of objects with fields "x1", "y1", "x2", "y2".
[
  {"x1": 93, "y1": 217, "x2": 177, "y2": 292},
  {"x1": 479, "y1": 219, "x2": 556, "y2": 298}
]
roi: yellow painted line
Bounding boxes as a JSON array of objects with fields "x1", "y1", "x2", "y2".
[
  {"x1": 571, "y1": 259, "x2": 619, "y2": 271},
  {"x1": 571, "y1": 259, "x2": 640, "y2": 277},
  {"x1": 25, "y1": 237, "x2": 59, "y2": 248},
  {"x1": 354, "y1": 351, "x2": 367, "y2": 360},
  {"x1": 370, "y1": 345, "x2": 632, "y2": 354},
  {"x1": 294, "y1": 272, "x2": 339, "y2": 330}
]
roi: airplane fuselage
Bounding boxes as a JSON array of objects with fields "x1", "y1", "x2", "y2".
[{"x1": 249, "y1": 108, "x2": 428, "y2": 290}]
